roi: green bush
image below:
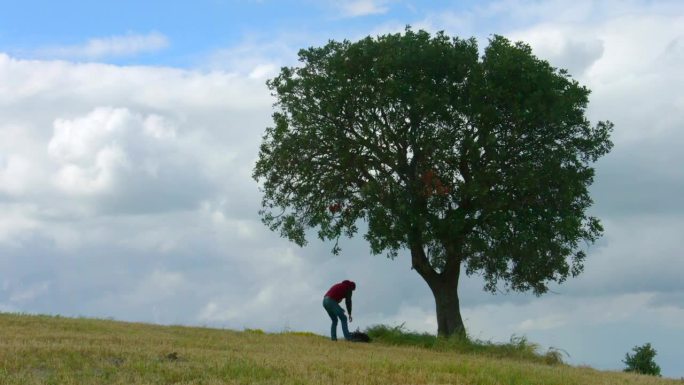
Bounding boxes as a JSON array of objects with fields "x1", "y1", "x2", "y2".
[
  {"x1": 365, "y1": 323, "x2": 436, "y2": 348},
  {"x1": 365, "y1": 324, "x2": 566, "y2": 365},
  {"x1": 623, "y1": 343, "x2": 661, "y2": 376}
]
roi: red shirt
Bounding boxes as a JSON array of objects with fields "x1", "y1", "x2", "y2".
[{"x1": 325, "y1": 280, "x2": 355, "y2": 302}]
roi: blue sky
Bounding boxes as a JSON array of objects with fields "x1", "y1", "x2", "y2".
[
  {"x1": 1, "y1": 0, "x2": 683, "y2": 379},
  {"x1": 1, "y1": 0, "x2": 563, "y2": 66},
  {"x1": 1, "y1": 0, "x2": 421, "y2": 65}
]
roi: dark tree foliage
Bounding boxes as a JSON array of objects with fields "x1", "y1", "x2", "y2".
[
  {"x1": 623, "y1": 343, "x2": 662, "y2": 376},
  {"x1": 253, "y1": 28, "x2": 613, "y2": 337}
]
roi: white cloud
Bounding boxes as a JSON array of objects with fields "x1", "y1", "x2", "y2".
[
  {"x1": 47, "y1": 107, "x2": 182, "y2": 196},
  {"x1": 506, "y1": 24, "x2": 605, "y2": 76},
  {"x1": 0, "y1": 53, "x2": 273, "y2": 220},
  {"x1": 34, "y1": 32, "x2": 169, "y2": 60},
  {"x1": 202, "y1": 38, "x2": 297, "y2": 76},
  {"x1": 133, "y1": 270, "x2": 187, "y2": 300},
  {"x1": 363, "y1": 303, "x2": 438, "y2": 332},
  {"x1": 248, "y1": 63, "x2": 277, "y2": 79},
  {"x1": 0, "y1": 204, "x2": 40, "y2": 246},
  {"x1": 0, "y1": 154, "x2": 33, "y2": 196},
  {"x1": 198, "y1": 301, "x2": 238, "y2": 322},
  {"x1": 9, "y1": 281, "x2": 52, "y2": 303},
  {"x1": 337, "y1": 0, "x2": 390, "y2": 18}
]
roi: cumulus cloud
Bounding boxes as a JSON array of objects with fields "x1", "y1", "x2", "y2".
[
  {"x1": 0, "y1": 53, "x2": 272, "y2": 220},
  {"x1": 43, "y1": 107, "x2": 216, "y2": 214},
  {"x1": 33, "y1": 32, "x2": 169, "y2": 60},
  {"x1": 0, "y1": 55, "x2": 281, "y2": 332}
]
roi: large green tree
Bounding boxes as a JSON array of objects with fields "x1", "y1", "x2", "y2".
[{"x1": 253, "y1": 29, "x2": 613, "y2": 337}]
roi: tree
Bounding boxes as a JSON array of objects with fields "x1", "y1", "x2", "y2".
[
  {"x1": 623, "y1": 343, "x2": 661, "y2": 376},
  {"x1": 253, "y1": 29, "x2": 613, "y2": 337}
]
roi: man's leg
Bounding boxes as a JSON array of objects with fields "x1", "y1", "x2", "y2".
[
  {"x1": 323, "y1": 297, "x2": 339, "y2": 341},
  {"x1": 330, "y1": 317, "x2": 338, "y2": 341},
  {"x1": 338, "y1": 312, "x2": 351, "y2": 340},
  {"x1": 328, "y1": 300, "x2": 351, "y2": 340}
]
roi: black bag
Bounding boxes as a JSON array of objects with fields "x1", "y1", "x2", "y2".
[{"x1": 349, "y1": 330, "x2": 371, "y2": 343}]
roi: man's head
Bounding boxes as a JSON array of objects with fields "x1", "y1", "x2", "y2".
[{"x1": 343, "y1": 280, "x2": 356, "y2": 291}]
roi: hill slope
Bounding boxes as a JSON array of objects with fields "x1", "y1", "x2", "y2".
[{"x1": 0, "y1": 313, "x2": 678, "y2": 385}]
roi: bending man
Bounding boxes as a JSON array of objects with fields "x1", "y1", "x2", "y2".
[{"x1": 322, "y1": 280, "x2": 356, "y2": 341}]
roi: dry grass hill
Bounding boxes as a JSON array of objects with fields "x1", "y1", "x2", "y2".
[{"x1": 0, "y1": 313, "x2": 680, "y2": 384}]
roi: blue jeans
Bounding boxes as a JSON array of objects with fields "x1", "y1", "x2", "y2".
[{"x1": 323, "y1": 296, "x2": 350, "y2": 341}]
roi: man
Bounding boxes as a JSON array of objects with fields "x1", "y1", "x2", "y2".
[{"x1": 322, "y1": 280, "x2": 355, "y2": 341}]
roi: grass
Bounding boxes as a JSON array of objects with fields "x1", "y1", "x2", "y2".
[{"x1": 1, "y1": 313, "x2": 681, "y2": 385}]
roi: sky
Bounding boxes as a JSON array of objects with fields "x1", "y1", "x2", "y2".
[{"x1": 1, "y1": 0, "x2": 683, "y2": 378}]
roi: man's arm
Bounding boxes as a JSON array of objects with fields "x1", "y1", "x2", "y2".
[{"x1": 345, "y1": 292, "x2": 353, "y2": 322}]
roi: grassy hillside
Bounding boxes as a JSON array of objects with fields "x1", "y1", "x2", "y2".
[{"x1": 0, "y1": 313, "x2": 679, "y2": 385}]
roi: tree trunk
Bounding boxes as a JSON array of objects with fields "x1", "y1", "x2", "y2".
[
  {"x1": 429, "y1": 271, "x2": 465, "y2": 338},
  {"x1": 410, "y1": 243, "x2": 466, "y2": 338}
]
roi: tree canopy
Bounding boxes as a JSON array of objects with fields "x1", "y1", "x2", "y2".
[{"x1": 253, "y1": 29, "x2": 613, "y2": 336}]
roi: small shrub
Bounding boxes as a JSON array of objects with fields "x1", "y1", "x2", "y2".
[
  {"x1": 365, "y1": 323, "x2": 436, "y2": 348},
  {"x1": 623, "y1": 343, "x2": 661, "y2": 376},
  {"x1": 509, "y1": 335, "x2": 540, "y2": 356},
  {"x1": 543, "y1": 347, "x2": 569, "y2": 365},
  {"x1": 365, "y1": 324, "x2": 565, "y2": 365}
]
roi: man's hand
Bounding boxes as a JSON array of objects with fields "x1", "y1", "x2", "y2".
[{"x1": 349, "y1": 315, "x2": 353, "y2": 323}]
